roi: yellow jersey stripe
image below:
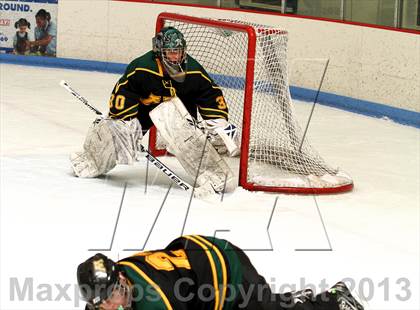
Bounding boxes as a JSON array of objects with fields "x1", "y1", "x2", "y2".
[
  {"x1": 186, "y1": 71, "x2": 221, "y2": 90},
  {"x1": 118, "y1": 261, "x2": 173, "y2": 310},
  {"x1": 109, "y1": 103, "x2": 139, "y2": 117},
  {"x1": 200, "y1": 114, "x2": 228, "y2": 120},
  {"x1": 156, "y1": 58, "x2": 164, "y2": 76},
  {"x1": 128, "y1": 68, "x2": 163, "y2": 78},
  {"x1": 198, "y1": 107, "x2": 229, "y2": 116},
  {"x1": 121, "y1": 112, "x2": 138, "y2": 120},
  {"x1": 184, "y1": 235, "x2": 220, "y2": 310},
  {"x1": 115, "y1": 62, "x2": 163, "y2": 93},
  {"x1": 115, "y1": 80, "x2": 129, "y2": 93},
  {"x1": 194, "y1": 235, "x2": 227, "y2": 310}
]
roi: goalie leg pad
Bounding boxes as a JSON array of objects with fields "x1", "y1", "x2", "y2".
[
  {"x1": 70, "y1": 150, "x2": 114, "y2": 178},
  {"x1": 104, "y1": 118, "x2": 143, "y2": 164},
  {"x1": 71, "y1": 118, "x2": 143, "y2": 178},
  {"x1": 150, "y1": 97, "x2": 235, "y2": 192}
]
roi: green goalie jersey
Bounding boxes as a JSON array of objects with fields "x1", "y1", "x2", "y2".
[
  {"x1": 108, "y1": 51, "x2": 229, "y2": 131},
  {"x1": 117, "y1": 235, "x2": 245, "y2": 310}
]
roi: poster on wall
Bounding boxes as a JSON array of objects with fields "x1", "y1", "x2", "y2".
[{"x1": 0, "y1": 0, "x2": 58, "y2": 56}]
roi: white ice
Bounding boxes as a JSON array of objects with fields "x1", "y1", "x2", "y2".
[{"x1": 0, "y1": 63, "x2": 419, "y2": 310}]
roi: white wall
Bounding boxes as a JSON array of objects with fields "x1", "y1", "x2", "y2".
[{"x1": 57, "y1": 0, "x2": 420, "y2": 112}]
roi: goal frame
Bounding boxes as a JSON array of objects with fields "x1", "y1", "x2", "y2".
[{"x1": 149, "y1": 12, "x2": 353, "y2": 194}]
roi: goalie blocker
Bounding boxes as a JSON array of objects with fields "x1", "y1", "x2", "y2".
[{"x1": 70, "y1": 96, "x2": 238, "y2": 195}]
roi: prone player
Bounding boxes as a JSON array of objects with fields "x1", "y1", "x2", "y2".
[{"x1": 77, "y1": 235, "x2": 364, "y2": 310}]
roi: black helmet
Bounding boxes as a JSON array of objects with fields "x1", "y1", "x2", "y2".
[
  {"x1": 153, "y1": 27, "x2": 187, "y2": 82},
  {"x1": 77, "y1": 254, "x2": 118, "y2": 309}
]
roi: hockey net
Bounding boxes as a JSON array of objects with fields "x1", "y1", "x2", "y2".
[{"x1": 150, "y1": 13, "x2": 353, "y2": 194}]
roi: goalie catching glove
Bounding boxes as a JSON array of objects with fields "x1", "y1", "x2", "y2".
[{"x1": 204, "y1": 118, "x2": 239, "y2": 157}]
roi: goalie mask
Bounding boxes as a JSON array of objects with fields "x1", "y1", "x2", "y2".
[
  {"x1": 153, "y1": 27, "x2": 187, "y2": 82},
  {"x1": 77, "y1": 254, "x2": 132, "y2": 310}
]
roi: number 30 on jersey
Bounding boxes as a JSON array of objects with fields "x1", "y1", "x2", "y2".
[{"x1": 109, "y1": 94, "x2": 126, "y2": 110}]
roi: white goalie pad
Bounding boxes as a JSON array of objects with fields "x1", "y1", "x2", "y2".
[
  {"x1": 70, "y1": 118, "x2": 143, "y2": 178},
  {"x1": 149, "y1": 97, "x2": 235, "y2": 192}
]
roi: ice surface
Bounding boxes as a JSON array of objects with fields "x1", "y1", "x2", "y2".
[{"x1": 1, "y1": 64, "x2": 419, "y2": 309}]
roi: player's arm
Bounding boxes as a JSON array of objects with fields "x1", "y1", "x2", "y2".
[
  {"x1": 194, "y1": 72, "x2": 229, "y2": 121},
  {"x1": 108, "y1": 84, "x2": 139, "y2": 120},
  {"x1": 30, "y1": 22, "x2": 56, "y2": 49},
  {"x1": 194, "y1": 71, "x2": 239, "y2": 156},
  {"x1": 29, "y1": 35, "x2": 52, "y2": 48},
  {"x1": 108, "y1": 71, "x2": 143, "y2": 120}
]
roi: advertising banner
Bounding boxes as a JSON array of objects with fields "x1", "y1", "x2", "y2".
[{"x1": 0, "y1": 0, "x2": 58, "y2": 56}]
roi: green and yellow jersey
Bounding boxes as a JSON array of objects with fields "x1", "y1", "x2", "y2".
[
  {"x1": 117, "y1": 235, "x2": 244, "y2": 310},
  {"x1": 108, "y1": 51, "x2": 229, "y2": 131}
]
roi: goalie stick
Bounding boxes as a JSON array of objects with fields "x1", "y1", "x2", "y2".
[{"x1": 60, "y1": 80, "x2": 194, "y2": 193}]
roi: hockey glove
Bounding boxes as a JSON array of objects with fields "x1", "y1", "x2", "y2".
[{"x1": 204, "y1": 119, "x2": 240, "y2": 156}]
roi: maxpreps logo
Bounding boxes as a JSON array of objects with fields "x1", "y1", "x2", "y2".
[
  {"x1": 0, "y1": 32, "x2": 9, "y2": 43},
  {"x1": 0, "y1": 19, "x2": 11, "y2": 27}
]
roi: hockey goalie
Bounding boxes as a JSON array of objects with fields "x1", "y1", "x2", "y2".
[{"x1": 70, "y1": 27, "x2": 239, "y2": 195}]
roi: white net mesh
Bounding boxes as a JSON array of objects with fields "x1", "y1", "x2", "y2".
[{"x1": 155, "y1": 16, "x2": 353, "y2": 192}]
